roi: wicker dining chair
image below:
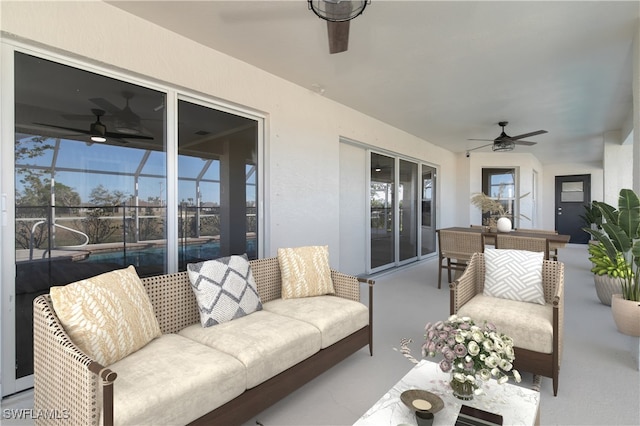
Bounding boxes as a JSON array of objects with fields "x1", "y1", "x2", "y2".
[
  {"x1": 437, "y1": 230, "x2": 484, "y2": 289},
  {"x1": 516, "y1": 228, "x2": 560, "y2": 260},
  {"x1": 495, "y1": 234, "x2": 550, "y2": 260}
]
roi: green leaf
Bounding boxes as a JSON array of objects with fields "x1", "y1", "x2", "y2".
[
  {"x1": 594, "y1": 201, "x2": 618, "y2": 225},
  {"x1": 618, "y1": 189, "x2": 640, "y2": 239},
  {"x1": 583, "y1": 228, "x2": 619, "y2": 264}
]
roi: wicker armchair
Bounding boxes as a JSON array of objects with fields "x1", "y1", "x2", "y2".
[
  {"x1": 495, "y1": 234, "x2": 550, "y2": 260},
  {"x1": 437, "y1": 230, "x2": 484, "y2": 289},
  {"x1": 449, "y1": 252, "x2": 564, "y2": 396}
]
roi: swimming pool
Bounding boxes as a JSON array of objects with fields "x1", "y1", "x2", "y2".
[{"x1": 84, "y1": 239, "x2": 257, "y2": 268}]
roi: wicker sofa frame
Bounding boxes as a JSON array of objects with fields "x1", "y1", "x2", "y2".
[
  {"x1": 33, "y1": 257, "x2": 374, "y2": 426},
  {"x1": 449, "y1": 252, "x2": 564, "y2": 396}
]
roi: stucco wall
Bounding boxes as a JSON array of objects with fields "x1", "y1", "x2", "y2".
[{"x1": 0, "y1": 0, "x2": 457, "y2": 265}]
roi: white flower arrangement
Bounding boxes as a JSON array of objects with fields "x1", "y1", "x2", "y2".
[
  {"x1": 399, "y1": 314, "x2": 521, "y2": 397},
  {"x1": 427, "y1": 315, "x2": 521, "y2": 395}
]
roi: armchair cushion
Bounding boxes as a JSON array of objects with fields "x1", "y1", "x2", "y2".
[
  {"x1": 484, "y1": 248, "x2": 545, "y2": 305},
  {"x1": 457, "y1": 294, "x2": 554, "y2": 353}
]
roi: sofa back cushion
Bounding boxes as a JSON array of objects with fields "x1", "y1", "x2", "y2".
[
  {"x1": 50, "y1": 265, "x2": 162, "y2": 366},
  {"x1": 187, "y1": 254, "x2": 263, "y2": 327},
  {"x1": 277, "y1": 245, "x2": 335, "y2": 299},
  {"x1": 483, "y1": 248, "x2": 545, "y2": 305}
]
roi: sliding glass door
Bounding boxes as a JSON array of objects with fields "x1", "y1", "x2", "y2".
[
  {"x1": 370, "y1": 153, "x2": 395, "y2": 269},
  {"x1": 3, "y1": 48, "x2": 263, "y2": 396},
  {"x1": 369, "y1": 152, "x2": 436, "y2": 272}
]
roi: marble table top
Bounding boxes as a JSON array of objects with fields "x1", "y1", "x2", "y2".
[{"x1": 354, "y1": 360, "x2": 540, "y2": 426}]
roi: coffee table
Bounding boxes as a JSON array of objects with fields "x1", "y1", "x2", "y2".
[{"x1": 353, "y1": 360, "x2": 540, "y2": 426}]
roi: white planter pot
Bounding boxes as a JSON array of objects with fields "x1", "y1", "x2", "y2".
[
  {"x1": 496, "y1": 217, "x2": 512, "y2": 233},
  {"x1": 594, "y1": 275, "x2": 624, "y2": 306},
  {"x1": 611, "y1": 294, "x2": 640, "y2": 337}
]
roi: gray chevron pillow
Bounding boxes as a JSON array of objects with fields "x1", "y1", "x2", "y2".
[
  {"x1": 483, "y1": 248, "x2": 545, "y2": 305},
  {"x1": 187, "y1": 254, "x2": 262, "y2": 327}
]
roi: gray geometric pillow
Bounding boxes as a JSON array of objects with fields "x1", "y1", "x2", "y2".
[
  {"x1": 483, "y1": 248, "x2": 545, "y2": 305},
  {"x1": 187, "y1": 254, "x2": 262, "y2": 327}
]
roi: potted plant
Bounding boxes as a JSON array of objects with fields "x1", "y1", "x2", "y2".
[
  {"x1": 583, "y1": 189, "x2": 640, "y2": 336},
  {"x1": 588, "y1": 241, "x2": 626, "y2": 306},
  {"x1": 470, "y1": 189, "x2": 530, "y2": 232}
]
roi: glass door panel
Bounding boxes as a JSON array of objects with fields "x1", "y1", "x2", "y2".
[
  {"x1": 421, "y1": 166, "x2": 436, "y2": 255},
  {"x1": 13, "y1": 52, "x2": 167, "y2": 380},
  {"x1": 177, "y1": 100, "x2": 258, "y2": 270},
  {"x1": 399, "y1": 159, "x2": 418, "y2": 262},
  {"x1": 370, "y1": 153, "x2": 395, "y2": 269}
]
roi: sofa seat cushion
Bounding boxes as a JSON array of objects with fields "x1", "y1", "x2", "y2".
[
  {"x1": 456, "y1": 294, "x2": 553, "y2": 353},
  {"x1": 263, "y1": 296, "x2": 369, "y2": 348},
  {"x1": 179, "y1": 310, "x2": 321, "y2": 388},
  {"x1": 104, "y1": 334, "x2": 246, "y2": 426}
]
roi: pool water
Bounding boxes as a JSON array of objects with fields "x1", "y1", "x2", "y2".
[{"x1": 85, "y1": 239, "x2": 257, "y2": 268}]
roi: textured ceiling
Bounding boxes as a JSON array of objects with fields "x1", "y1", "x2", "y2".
[{"x1": 109, "y1": 1, "x2": 640, "y2": 165}]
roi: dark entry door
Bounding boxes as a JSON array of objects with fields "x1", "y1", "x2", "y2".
[{"x1": 555, "y1": 174, "x2": 590, "y2": 244}]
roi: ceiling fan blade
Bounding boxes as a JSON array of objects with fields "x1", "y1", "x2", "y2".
[
  {"x1": 33, "y1": 122, "x2": 91, "y2": 135},
  {"x1": 35, "y1": 122, "x2": 153, "y2": 141},
  {"x1": 89, "y1": 97, "x2": 122, "y2": 115},
  {"x1": 327, "y1": 21, "x2": 350, "y2": 54},
  {"x1": 104, "y1": 131, "x2": 154, "y2": 140},
  {"x1": 513, "y1": 140, "x2": 537, "y2": 146},
  {"x1": 509, "y1": 130, "x2": 547, "y2": 140},
  {"x1": 467, "y1": 138, "x2": 495, "y2": 141}
]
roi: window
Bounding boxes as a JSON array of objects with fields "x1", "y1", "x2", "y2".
[
  {"x1": 8, "y1": 51, "x2": 261, "y2": 388},
  {"x1": 481, "y1": 168, "x2": 516, "y2": 227}
]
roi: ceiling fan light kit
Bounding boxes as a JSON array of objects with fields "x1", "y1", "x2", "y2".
[
  {"x1": 308, "y1": 0, "x2": 370, "y2": 54},
  {"x1": 308, "y1": 0, "x2": 369, "y2": 22}
]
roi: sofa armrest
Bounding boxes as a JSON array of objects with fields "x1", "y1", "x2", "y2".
[
  {"x1": 449, "y1": 252, "x2": 482, "y2": 315},
  {"x1": 33, "y1": 295, "x2": 116, "y2": 426}
]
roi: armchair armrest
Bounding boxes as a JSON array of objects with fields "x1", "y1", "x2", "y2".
[{"x1": 449, "y1": 252, "x2": 482, "y2": 315}]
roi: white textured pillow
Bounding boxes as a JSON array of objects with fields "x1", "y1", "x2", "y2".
[
  {"x1": 278, "y1": 245, "x2": 335, "y2": 299},
  {"x1": 187, "y1": 254, "x2": 262, "y2": 327},
  {"x1": 50, "y1": 265, "x2": 161, "y2": 366},
  {"x1": 483, "y1": 248, "x2": 545, "y2": 305}
]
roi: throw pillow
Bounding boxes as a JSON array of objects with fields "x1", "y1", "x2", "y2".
[
  {"x1": 483, "y1": 248, "x2": 546, "y2": 305},
  {"x1": 277, "y1": 245, "x2": 335, "y2": 299},
  {"x1": 187, "y1": 254, "x2": 262, "y2": 327},
  {"x1": 50, "y1": 265, "x2": 162, "y2": 366}
]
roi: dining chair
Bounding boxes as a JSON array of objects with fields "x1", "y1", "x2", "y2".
[
  {"x1": 516, "y1": 228, "x2": 560, "y2": 260},
  {"x1": 437, "y1": 230, "x2": 484, "y2": 289},
  {"x1": 470, "y1": 224, "x2": 494, "y2": 245},
  {"x1": 495, "y1": 234, "x2": 550, "y2": 260}
]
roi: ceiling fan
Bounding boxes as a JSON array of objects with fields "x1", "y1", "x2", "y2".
[
  {"x1": 62, "y1": 91, "x2": 152, "y2": 135},
  {"x1": 308, "y1": 0, "x2": 369, "y2": 54},
  {"x1": 35, "y1": 109, "x2": 154, "y2": 143},
  {"x1": 467, "y1": 121, "x2": 547, "y2": 154}
]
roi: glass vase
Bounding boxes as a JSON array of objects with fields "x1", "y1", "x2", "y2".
[{"x1": 450, "y1": 368, "x2": 478, "y2": 401}]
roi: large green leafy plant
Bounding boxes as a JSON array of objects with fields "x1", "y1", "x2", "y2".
[{"x1": 583, "y1": 189, "x2": 640, "y2": 301}]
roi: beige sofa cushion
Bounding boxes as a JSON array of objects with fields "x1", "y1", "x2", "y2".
[
  {"x1": 179, "y1": 310, "x2": 321, "y2": 388},
  {"x1": 263, "y1": 296, "x2": 369, "y2": 348},
  {"x1": 457, "y1": 294, "x2": 553, "y2": 353},
  {"x1": 50, "y1": 265, "x2": 161, "y2": 366},
  {"x1": 277, "y1": 245, "x2": 335, "y2": 299},
  {"x1": 102, "y1": 334, "x2": 246, "y2": 426}
]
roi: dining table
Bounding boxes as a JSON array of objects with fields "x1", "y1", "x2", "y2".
[{"x1": 437, "y1": 226, "x2": 571, "y2": 247}]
